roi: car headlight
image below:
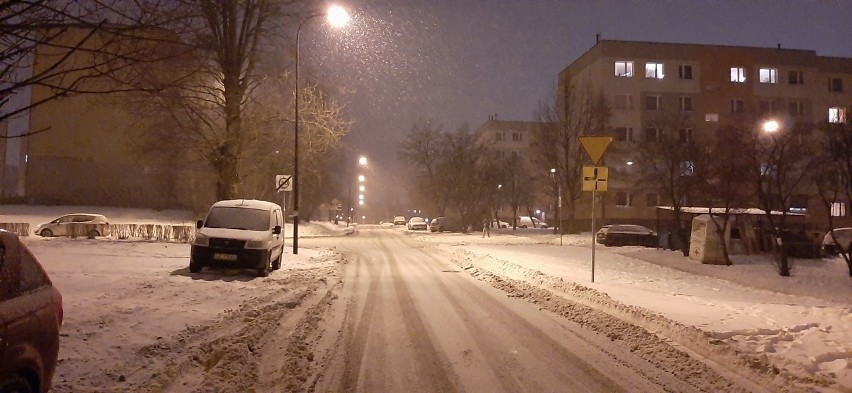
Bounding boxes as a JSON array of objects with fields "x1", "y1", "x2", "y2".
[
  {"x1": 193, "y1": 233, "x2": 209, "y2": 247},
  {"x1": 246, "y1": 239, "x2": 266, "y2": 249}
]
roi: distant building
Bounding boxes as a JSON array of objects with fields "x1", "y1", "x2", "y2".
[
  {"x1": 559, "y1": 40, "x2": 852, "y2": 229},
  {"x1": 474, "y1": 117, "x2": 555, "y2": 224},
  {"x1": 0, "y1": 28, "x2": 214, "y2": 210}
]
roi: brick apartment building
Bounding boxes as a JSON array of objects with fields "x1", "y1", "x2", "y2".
[{"x1": 559, "y1": 40, "x2": 852, "y2": 230}]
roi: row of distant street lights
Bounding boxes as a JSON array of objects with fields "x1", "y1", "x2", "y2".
[
  {"x1": 292, "y1": 5, "x2": 350, "y2": 254},
  {"x1": 346, "y1": 156, "x2": 367, "y2": 226}
]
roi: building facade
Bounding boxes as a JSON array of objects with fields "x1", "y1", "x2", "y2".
[{"x1": 559, "y1": 40, "x2": 852, "y2": 229}]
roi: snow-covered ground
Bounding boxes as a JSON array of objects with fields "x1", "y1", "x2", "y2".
[
  {"x1": 407, "y1": 228, "x2": 852, "y2": 392},
  {"x1": 3, "y1": 205, "x2": 850, "y2": 391}
]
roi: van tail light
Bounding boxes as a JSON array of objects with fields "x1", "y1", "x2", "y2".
[{"x1": 51, "y1": 286, "x2": 64, "y2": 326}]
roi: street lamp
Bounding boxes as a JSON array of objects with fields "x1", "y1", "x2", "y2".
[
  {"x1": 293, "y1": 5, "x2": 350, "y2": 254},
  {"x1": 762, "y1": 119, "x2": 780, "y2": 133}
]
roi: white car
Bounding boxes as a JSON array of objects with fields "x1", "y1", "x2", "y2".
[
  {"x1": 190, "y1": 199, "x2": 285, "y2": 277},
  {"x1": 822, "y1": 227, "x2": 852, "y2": 255},
  {"x1": 407, "y1": 217, "x2": 427, "y2": 230},
  {"x1": 393, "y1": 216, "x2": 406, "y2": 226},
  {"x1": 34, "y1": 213, "x2": 111, "y2": 238}
]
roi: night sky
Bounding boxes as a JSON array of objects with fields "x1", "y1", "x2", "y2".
[{"x1": 298, "y1": 0, "x2": 852, "y2": 215}]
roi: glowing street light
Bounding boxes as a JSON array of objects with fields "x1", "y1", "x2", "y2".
[
  {"x1": 763, "y1": 119, "x2": 780, "y2": 133},
  {"x1": 293, "y1": 5, "x2": 350, "y2": 254}
]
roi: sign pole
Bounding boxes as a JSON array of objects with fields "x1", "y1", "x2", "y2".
[{"x1": 591, "y1": 189, "x2": 596, "y2": 283}]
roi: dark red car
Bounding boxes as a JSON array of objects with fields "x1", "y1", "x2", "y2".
[{"x1": 0, "y1": 230, "x2": 63, "y2": 393}]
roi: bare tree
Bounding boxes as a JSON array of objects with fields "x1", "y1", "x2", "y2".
[
  {"x1": 742, "y1": 118, "x2": 819, "y2": 276},
  {"x1": 697, "y1": 125, "x2": 754, "y2": 265},
  {"x1": 1, "y1": 1, "x2": 187, "y2": 128},
  {"x1": 534, "y1": 83, "x2": 609, "y2": 232},
  {"x1": 635, "y1": 114, "x2": 706, "y2": 256},
  {"x1": 813, "y1": 121, "x2": 852, "y2": 276},
  {"x1": 397, "y1": 118, "x2": 446, "y2": 216}
]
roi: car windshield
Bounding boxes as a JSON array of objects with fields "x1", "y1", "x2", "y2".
[
  {"x1": 411, "y1": 217, "x2": 425, "y2": 223},
  {"x1": 204, "y1": 207, "x2": 269, "y2": 231},
  {"x1": 613, "y1": 225, "x2": 651, "y2": 233}
]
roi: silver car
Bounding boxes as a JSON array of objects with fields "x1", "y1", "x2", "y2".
[
  {"x1": 35, "y1": 214, "x2": 111, "y2": 238},
  {"x1": 823, "y1": 227, "x2": 852, "y2": 255}
]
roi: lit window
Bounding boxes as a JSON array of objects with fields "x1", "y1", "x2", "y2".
[
  {"x1": 645, "y1": 95, "x2": 662, "y2": 111},
  {"x1": 760, "y1": 163, "x2": 777, "y2": 178},
  {"x1": 789, "y1": 101, "x2": 804, "y2": 117},
  {"x1": 645, "y1": 62, "x2": 664, "y2": 79},
  {"x1": 831, "y1": 202, "x2": 847, "y2": 217},
  {"x1": 829, "y1": 77, "x2": 843, "y2": 92},
  {"x1": 615, "y1": 61, "x2": 634, "y2": 77},
  {"x1": 679, "y1": 96, "x2": 693, "y2": 111},
  {"x1": 645, "y1": 127, "x2": 660, "y2": 142},
  {"x1": 614, "y1": 127, "x2": 633, "y2": 142},
  {"x1": 788, "y1": 70, "x2": 804, "y2": 85},
  {"x1": 828, "y1": 107, "x2": 847, "y2": 123},
  {"x1": 705, "y1": 113, "x2": 719, "y2": 122},
  {"x1": 731, "y1": 99, "x2": 744, "y2": 113},
  {"x1": 614, "y1": 94, "x2": 633, "y2": 110},
  {"x1": 759, "y1": 68, "x2": 777, "y2": 84},
  {"x1": 679, "y1": 65, "x2": 693, "y2": 80},
  {"x1": 678, "y1": 128, "x2": 693, "y2": 143},
  {"x1": 680, "y1": 161, "x2": 695, "y2": 176},
  {"x1": 730, "y1": 67, "x2": 746, "y2": 83}
]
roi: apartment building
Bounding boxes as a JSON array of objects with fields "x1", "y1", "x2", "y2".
[
  {"x1": 558, "y1": 40, "x2": 852, "y2": 229},
  {"x1": 474, "y1": 117, "x2": 541, "y2": 162},
  {"x1": 0, "y1": 28, "x2": 215, "y2": 210},
  {"x1": 474, "y1": 118, "x2": 558, "y2": 223}
]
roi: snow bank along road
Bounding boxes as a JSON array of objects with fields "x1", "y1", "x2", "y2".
[{"x1": 29, "y1": 227, "x2": 785, "y2": 392}]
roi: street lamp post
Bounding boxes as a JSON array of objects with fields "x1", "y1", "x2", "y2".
[
  {"x1": 293, "y1": 6, "x2": 349, "y2": 254},
  {"x1": 550, "y1": 168, "x2": 562, "y2": 246}
]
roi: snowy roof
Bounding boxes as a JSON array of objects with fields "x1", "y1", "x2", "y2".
[
  {"x1": 211, "y1": 199, "x2": 281, "y2": 211},
  {"x1": 655, "y1": 206, "x2": 804, "y2": 216}
]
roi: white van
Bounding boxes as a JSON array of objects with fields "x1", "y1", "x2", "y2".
[
  {"x1": 190, "y1": 199, "x2": 285, "y2": 277},
  {"x1": 515, "y1": 216, "x2": 549, "y2": 229}
]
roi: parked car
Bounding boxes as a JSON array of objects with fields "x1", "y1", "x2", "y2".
[
  {"x1": 596, "y1": 224, "x2": 657, "y2": 247},
  {"x1": 0, "y1": 230, "x2": 64, "y2": 393},
  {"x1": 429, "y1": 217, "x2": 443, "y2": 232},
  {"x1": 431, "y1": 216, "x2": 462, "y2": 232},
  {"x1": 407, "y1": 217, "x2": 428, "y2": 230},
  {"x1": 491, "y1": 219, "x2": 510, "y2": 229},
  {"x1": 190, "y1": 199, "x2": 285, "y2": 277},
  {"x1": 822, "y1": 227, "x2": 852, "y2": 256},
  {"x1": 515, "y1": 216, "x2": 549, "y2": 229},
  {"x1": 34, "y1": 213, "x2": 111, "y2": 238},
  {"x1": 777, "y1": 230, "x2": 821, "y2": 259},
  {"x1": 393, "y1": 216, "x2": 406, "y2": 226}
]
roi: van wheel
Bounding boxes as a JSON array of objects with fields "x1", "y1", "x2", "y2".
[
  {"x1": 0, "y1": 375, "x2": 34, "y2": 393},
  {"x1": 87, "y1": 229, "x2": 100, "y2": 239},
  {"x1": 257, "y1": 257, "x2": 271, "y2": 277},
  {"x1": 40, "y1": 229, "x2": 53, "y2": 237}
]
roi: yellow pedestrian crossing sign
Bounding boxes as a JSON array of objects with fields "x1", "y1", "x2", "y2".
[
  {"x1": 582, "y1": 166, "x2": 608, "y2": 192},
  {"x1": 579, "y1": 136, "x2": 613, "y2": 165}
]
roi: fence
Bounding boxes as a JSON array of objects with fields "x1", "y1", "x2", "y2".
[{"x1": 0, "y1": 222, "x2": 195, "y2": 243}]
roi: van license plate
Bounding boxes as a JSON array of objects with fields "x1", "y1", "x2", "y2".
[{"x1": 214, "y1": 253, "x2": 238, "y2": 262}]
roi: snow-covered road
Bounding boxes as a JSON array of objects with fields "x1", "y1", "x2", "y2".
[{"x1": 15, "y1": 211, "x2": 849, "y2": 392}]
